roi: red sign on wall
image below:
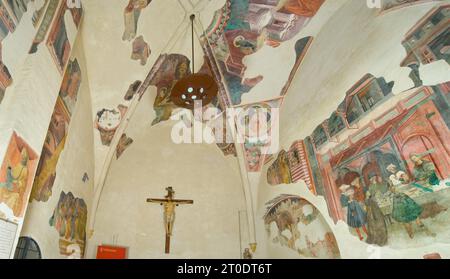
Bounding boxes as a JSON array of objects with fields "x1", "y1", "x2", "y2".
[{"x1": 96, "y1": 245, "x2": 128, "y2": 259}]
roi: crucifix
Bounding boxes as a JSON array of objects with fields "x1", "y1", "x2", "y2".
[{"x1": 146, "y1": 187, "x2": 193, "y2": 254}]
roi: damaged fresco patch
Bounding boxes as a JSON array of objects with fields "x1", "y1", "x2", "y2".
[
  {"x1": 204, "y1": 0, "x2": 324, "y2": 105},
  {"x1": 264, "y1": 194, "x2": 340, "y2": 259}
]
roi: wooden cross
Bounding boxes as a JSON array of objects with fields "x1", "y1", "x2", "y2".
[{"x1": 146, "y1": 187, "x2": 193, "y2": 254}]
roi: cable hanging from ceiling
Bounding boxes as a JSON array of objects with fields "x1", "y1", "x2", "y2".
[{"x1": 170, "y1": 14, "x2": 218, "y2": 110}]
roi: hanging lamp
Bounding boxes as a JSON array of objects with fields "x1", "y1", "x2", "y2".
[{"x1": 170, "y1": 14, "x2": 218, "y2": 110}]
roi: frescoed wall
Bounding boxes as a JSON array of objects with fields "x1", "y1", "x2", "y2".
[
  {"x1": 264, "y1": 194, "x2": 340, "y2": 258},
  {"x1": 0, "y1": 0, "x2": 84, "y2": 259},
  {"x1": 268, "y1": 70, "x2": 450, "y2": 248},
  {"x1": 149, "y1": 53, "x2": 191, "y2": 126},
  {"x1": 21, "y1": 35, "x2": 94, "y2": 259},
  {"x1": 0, "y1": 132, "x2": 38, "y2": 219},
  {"x1": 29, "y1": 0, "x2": 59, "y2": 54},
  {"x1": 380, "y1": 0, "x2": 441, "y2": 13},
  {"x1": 95, "y1": 105, "x2": 128, "y2": 146},
  {"x1": 257, "y1": 0, "x2": 450, "y2": 259},
  {"x1": 46, "y1": 1, "x2": 82, "y2": 74},
  {"x1": 0, "y1": 0, "x2": 448, "y2": 260},
  {"x1": 31, "y1": 59, "x2": 82, "y2": 202},
  {"x1": 131, "y1": 35, "x2": 150, "y2": 66},
  {"x1": 122, "y1": 0, "x2": 152, "y2": 42},
  {"x1": 49, "y1": 191, "x2": 87, "y2": 258},
  {"x1": 115, "y1": 133, "x2": 133, "y2": 160},
  {"x1": 236, "y1": 98, "x2": 282, "y2": 172},
  {"x1": 205, "y1": 0, "x2": 324, "y2": 105},
  {"x1": 0, "y1": 0, "x2": 37, "y2": 103},
  {"x1": 400, "y1": 4, "x2": 449, "y2": 87},
  {"x1": 267, "y1": 139, "x2": 317, "y2": 194}
]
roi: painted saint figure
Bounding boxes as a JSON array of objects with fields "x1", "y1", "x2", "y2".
[
  {"x1": 49, "y1": 191, "x2": 88, "y2": 258},
  {"x1": 0, "y1": 149, "x2": 29, "y2": 216},
  {"x1": 151, "y1": 56, "x2": 190, "y2": 126}
]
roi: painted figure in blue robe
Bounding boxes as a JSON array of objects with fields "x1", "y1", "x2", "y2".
[
  {"x1": 340, "y1": 185, "x2": 368, "y2": 241},
  {"x1": 347, "y1": 199, "x2": 368, "y2": 241},
  {"x1": 0, "y1": 166, "x2": 15, "y2": 191}
]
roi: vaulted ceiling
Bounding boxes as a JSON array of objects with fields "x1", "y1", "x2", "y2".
[
  {"x1": 79, "y1": 0, "x2": 449, "y2": 193},
  {"x1": 80, "y1": 0, "x2": 336, "y2": 187}
]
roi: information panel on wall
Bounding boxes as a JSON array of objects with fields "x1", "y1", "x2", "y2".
[
  {"x1": 0, "y1": 218, "x2": 18, "y2": 259},
  {"x1": 97, "y1": 245, "x2": 128, "y2": 259}
]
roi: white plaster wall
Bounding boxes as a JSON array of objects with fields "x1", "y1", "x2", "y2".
[
  {"x1": 80, "y1": 0, "x2": 188, "y2": 190},
  {"x1": 87, "y1": 115, "x2": 247, "y2": 258}
]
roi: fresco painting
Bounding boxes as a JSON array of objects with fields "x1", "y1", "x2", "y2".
[
  {"x1": 31, "y1": 98, "x2": 69, "y2": 202},
  {"x1": 209, "y1": 111, "x2": 237, "y2": 157},
  {"x1": 423, "y1": 252, "x2": 442, "y2": 259},
  {"x1": 150, "y1": 54, "x2": 191, "y2": 126},
  {"x1": 236, "y1": 98, "x2": 281, "y2": 172},
  {"x1": 0, "y1": 44, "x2": 12, "y2": 104},
  {"x1": 267, "y1": 150, "x2": 292, "y2": 185},
  {"x1": 116, "y1": 133, "x2": 133, "y2": 159},
  {"x1": 205, "y1": 0, "x2": 324, "y2": 105},
  {"x1": 95, "y1": 105, "x2": 128, "y2": 146},
  {"x1": 267, "y1": 140, "x2": 317, "y2": 194},
  {"x1": 29, "y1": 0, "x2": 59, "y2": 53},
  {"x1": 131, "y1": 35, "x2": 150, "y2": 66},
  {"x1": 244, "y1": 144, "x2": 263, "y2": 172},
  {"x1": 31, "y1": 59, "x2": 82, "y2": 202},
  {"x1": 379, "y1": 0, "x2": 440, "y2": 13},
  {"x1": 59, "y1": 59, "x2": 82, "y2": 116},
  {"x1": 264, "y1": 194, "x2": 340, "y2": 259},
  {"x1": 0, "y1": 0, "x2": 34, "y2": 103},
  {"x1": 0, "y1": 2, "x2": 17, "y2": 37},
  {"x1": 400, "y1": 4, "x2": 449, "y2": 87},
  {"x1": 69, "y1": 0, "x2": 83, "y2": 29},
  {"x1": 267, "y1": 74, "x2": 450, "y2": 248},
  {"x1": 49, "y1": 191, "x2": 87, "y2": 258},
  {"x1": 0, "y1": 132, "x2": 38, "y2": 218},
  {"x1": 122, "y1": 0, "x2": 151, "y2": 42},
  {"x1": 124, "y1": 80, "x2": 142, "y2": 101},
  {"x1": 46, "y1": 0, "x2": 83, "y2": 73},
  {"x1": 3, "y1": 0, "x2": 31, "y2": 25},
  {"x1": 32, "y1": 0, "x2": 49, "y2": 27}
]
